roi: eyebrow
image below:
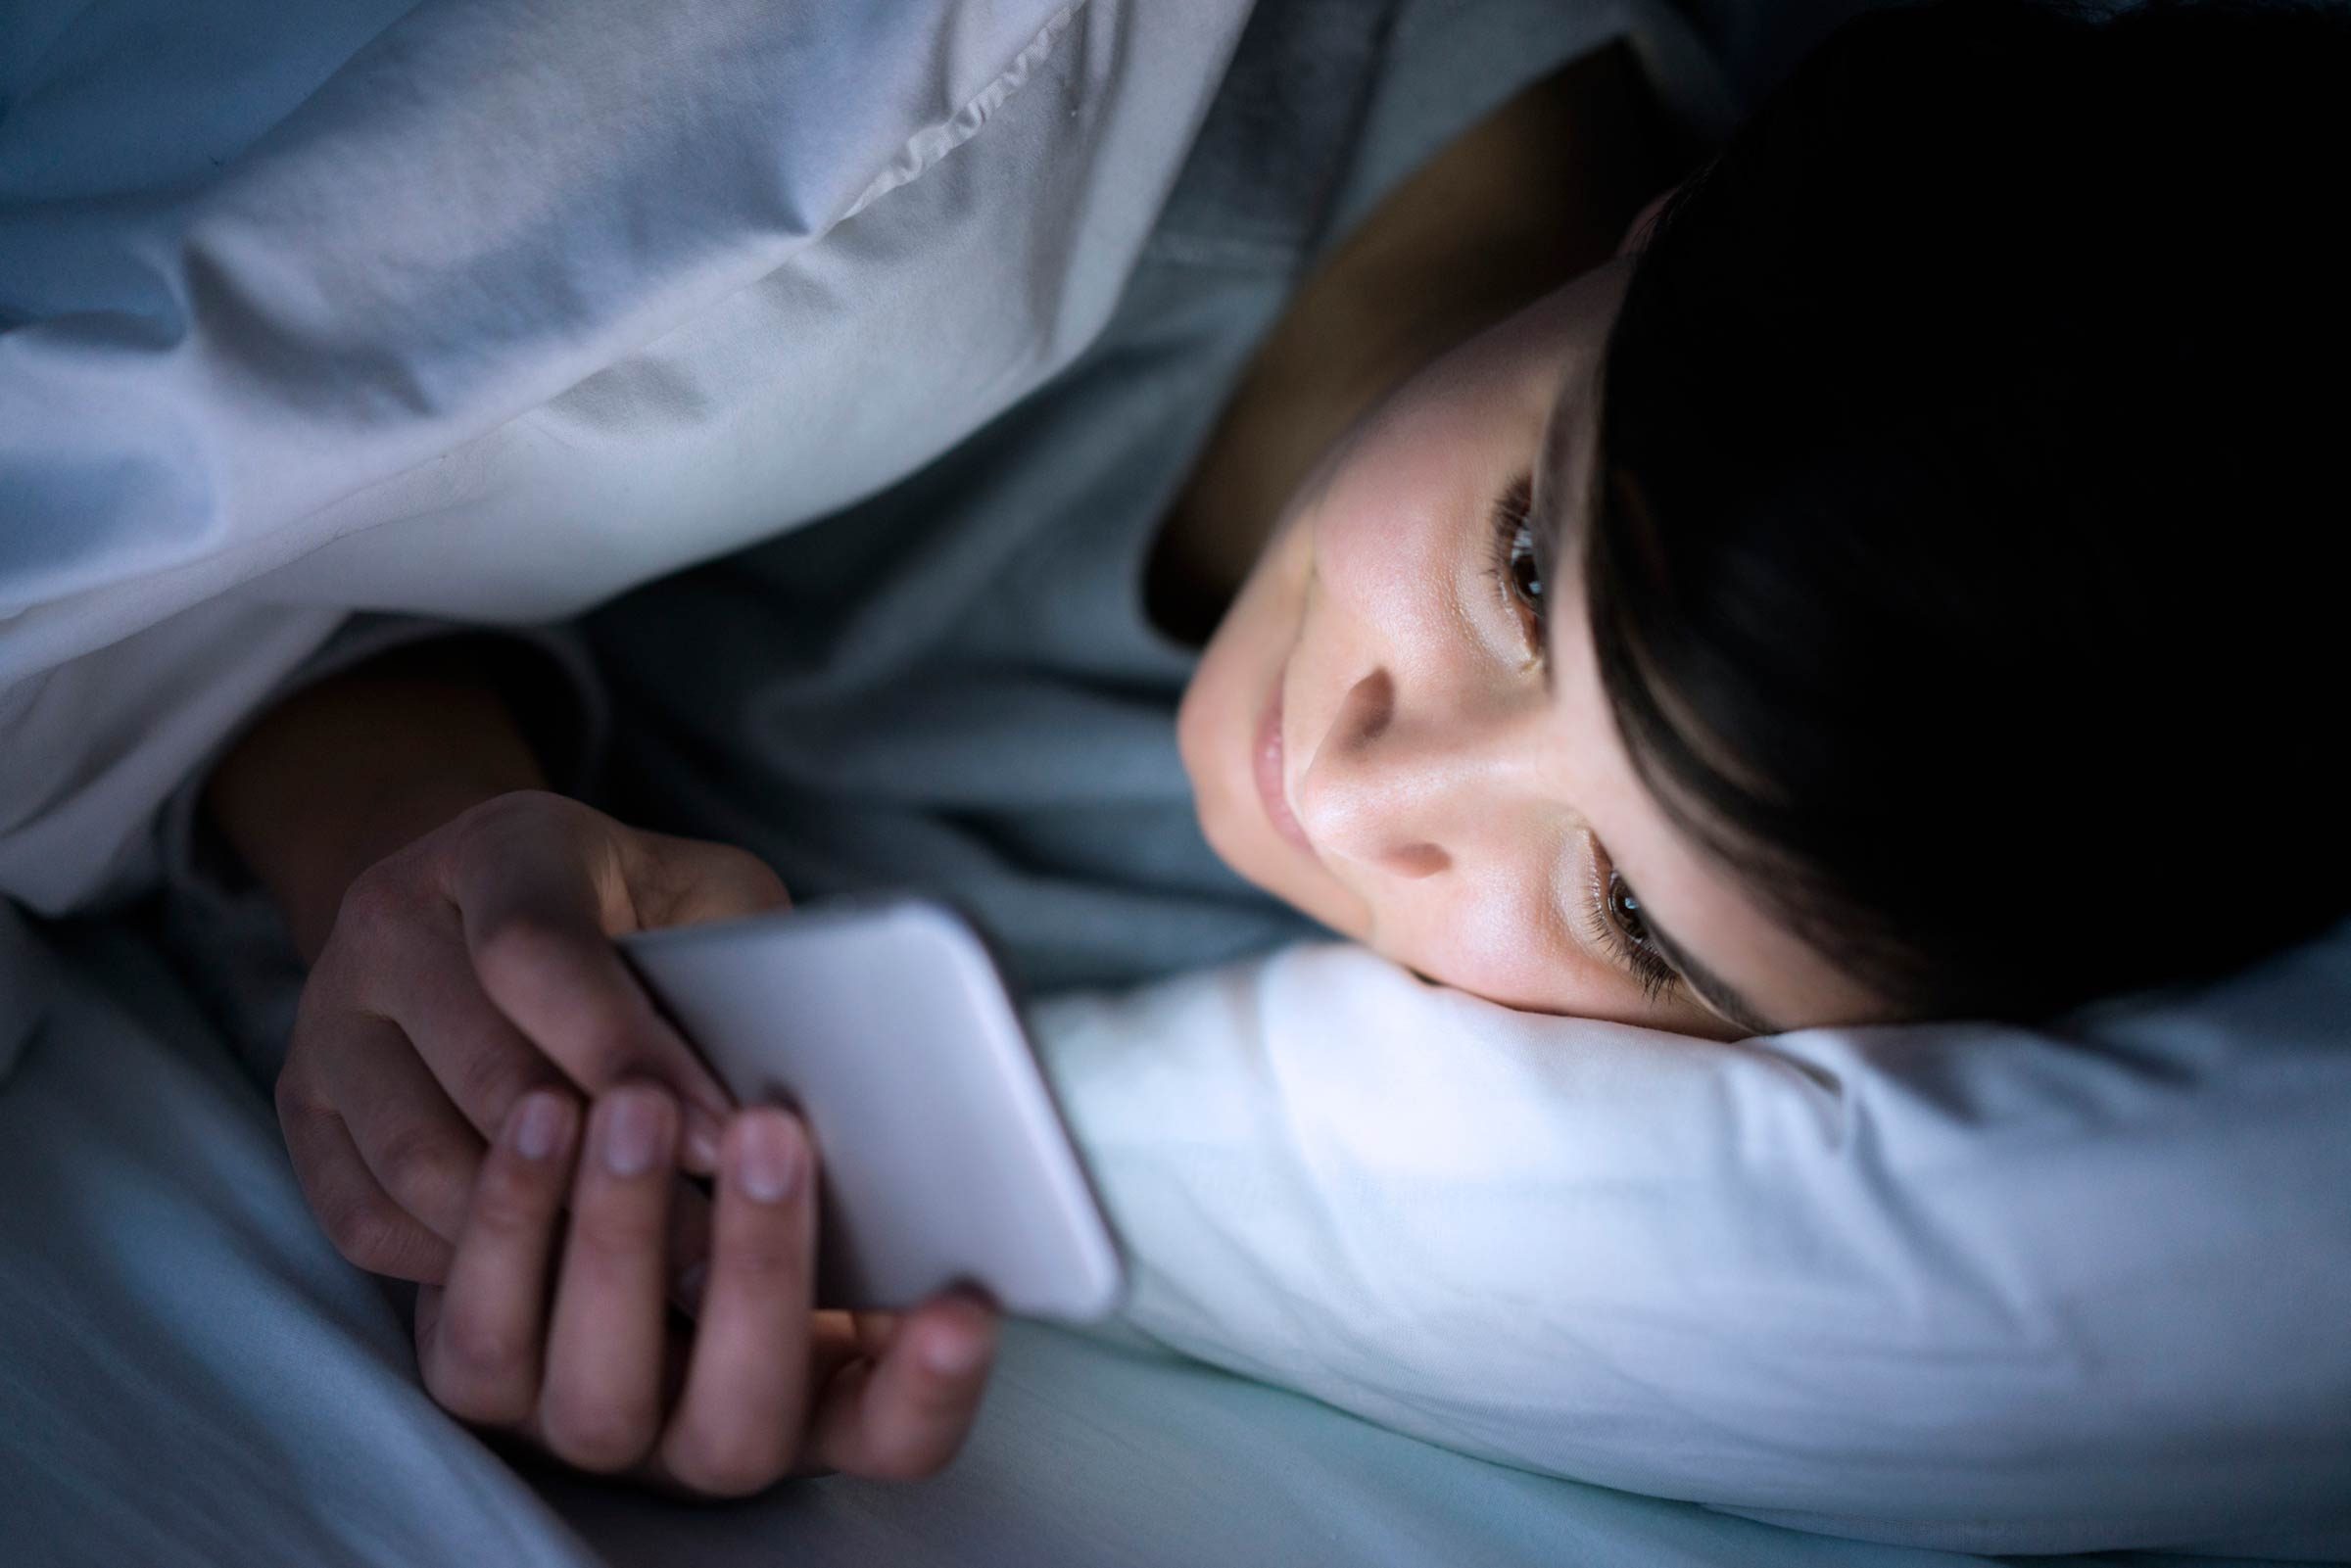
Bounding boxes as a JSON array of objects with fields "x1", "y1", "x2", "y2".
[{"x1": 1641, "y1": 917, "x2": 1782, "y2": 1038}]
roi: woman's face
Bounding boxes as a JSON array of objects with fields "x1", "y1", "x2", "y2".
[{"x1": 1179, "y1": 257, "x2": 1886, "y2": 1037}]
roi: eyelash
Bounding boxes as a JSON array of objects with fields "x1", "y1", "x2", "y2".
[
  {"x1": 1578, "y1": 846, "x2": 1679, "y2": 1002},
  {"x1": 1485, "y1": 472, "x2": 1546, "y2": 656}
]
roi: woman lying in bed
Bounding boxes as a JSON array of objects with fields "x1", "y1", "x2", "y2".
[{"x1": 200, "y1": 0, "x2": 2347, "y2": 1503}]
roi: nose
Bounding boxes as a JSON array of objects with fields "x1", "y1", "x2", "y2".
[{"x1": 1293, "y1": 667, "x2": 1529, "y2": 879}]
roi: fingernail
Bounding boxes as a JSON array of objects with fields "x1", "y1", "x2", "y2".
[
  {"x1": 510, "y1": 1091, "x2": 568, "y2": 1162},
  {"x1": 921, "y1": 1324, "x2": 987, "y2": 1377},
  {"x1": 734, "y1": 1112, "x2": 803, "y2": 1204},
  {"x1": 600, "y1": 1089, "x2": 674, "y2": 1178}
]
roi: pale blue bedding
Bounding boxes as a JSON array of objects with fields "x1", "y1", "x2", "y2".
[
  {"x1": 4, "y1": 909, "x2": 2314, "y2": 1568},
  {"x1": 4, "y1": 912, "x2": 2331, "y2": 1568}
]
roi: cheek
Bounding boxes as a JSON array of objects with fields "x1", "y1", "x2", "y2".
[
  {"x1": 1375, "y1": 896, "x2": 1625, "y2": 1024},
  {"x1": 1176, "y1": 516, "x2": 1365, "y2": 921},
  {"x1": 1379, "y1": 891, "x2": 1733, "y2": 1036},
  {"x1": 1179, "y1": 508, "x2": 1313, "y2": 771},
  {"x1": 1385, "y1": 883, "x2": 1571, "y2": 1007}
]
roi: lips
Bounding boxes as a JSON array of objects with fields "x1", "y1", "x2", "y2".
[{"x1": 1253, "y1": 674, "x2": 1315, "y2": 855}]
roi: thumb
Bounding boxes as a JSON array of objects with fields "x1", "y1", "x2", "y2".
[
  {"x1": 618, "y1": 829, "x2": 792, "y2": 930},
  {"x1": 449, "y1": 800, "x2": 737, "y2": 1170}
]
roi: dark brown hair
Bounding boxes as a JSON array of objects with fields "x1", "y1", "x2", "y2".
[{"x1": 1581, "y1": 0, "x2": 2350, "y2": 1022}]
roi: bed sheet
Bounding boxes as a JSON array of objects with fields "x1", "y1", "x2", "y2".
[
  {"x1": 0, "y1": 906, "x2": 2328, "y2": 1568},
  {"x1": 539, "y1": 1316, "x2": 2327, "y2": 1568}
]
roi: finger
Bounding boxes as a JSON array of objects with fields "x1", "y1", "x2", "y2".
[
  {"x1": 655, "y1": 1109, "x2": 814, "y2": 1496},
  {"x1": 796, "y1": 1313, "x2": 869, "y2": 1421},
  {"x1": 414, "y1": 1283, "x2": 446, "y2": 1357},
  {"x1": 370, "y1": 920, "x2": 575, "y2": 1163},
  {"x1": 314, "y1": 1009, "x2": 484, "y2": 1248},
  {"x1": 419, "y1": 1091, "x2": 579, "y2": 1427},
  {"x1": 795, "y1": 1311, "x2": 902, "y2": 1402},
  {"x1": 448, "y1": 808, "x2": 731, "y2": 1167},
  {"x1": 538, "y1": 1086, "x2": 679, "y2": 1472},
  {"x1": 853, "y1": 1309, "x2": 903, "y2": 1361},
  {"x1": 619, "y1": 832, "x2": 791, "y2": 930},
  {"x1": 278, "y1": 1064, "x2": 455, "y2": 1282},
  {"x1": 807, "y1": 1287, "x2": 1000, "y2": 1482},
  {"x1": 791, "y1": 1310, "x2": 901, "y2": 1390}
]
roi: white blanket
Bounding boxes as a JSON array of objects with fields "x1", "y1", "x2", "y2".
[{"x1": 0, "y1": 0, "x2": 1256, "y2": 909}]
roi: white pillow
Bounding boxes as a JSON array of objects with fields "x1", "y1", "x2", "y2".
[
  {"x1": 1029, "y1": 930, "x2": 2351, "y2": 1559},
  {"x1": 0, "y1": 0, "x2": 1254, "y2": 910}
]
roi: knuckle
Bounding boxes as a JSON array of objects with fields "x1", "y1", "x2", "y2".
[
  {"x1": 664, "y1": 1429, "x2": 792, "y2": 1499},
  {"x1": 427, "y1": 1322, "x2": 536, "y2": 1425},
  {"x1": 285, "y1": 969, "x2": 354, "y2": 1048},
  {"x1": 568, "y1": 1018, "x2": 647, "y2": 1084},
  {"x1": 716, "y1": 1227, "x2": 801, "y2": 1292},
  {"x1": 438, "y1": 1314, "x2": 528, "y2": 1386},
  {"x1": 468, "y1": 1158, "x2": 554, "y2": 1234},
  {"x1": 446, "y1": 792, "x2": 595, "y2": 884},
  {"x1": 567, "y1": 1201, "x2": 664, "y2": 1263},
  {"x1": 452, "y1": 1046, "x2": 551, "y2": 1123},
  {"x1": 322, "y1": 1193, "x2": 409, "y2": 1273},
  {"x1": 470, "y1": 915, "x2": 567, "y2": 990},
  {"x1": 538, "y1": 1391, "x2": 659, "y2": 1473},
  {"x1": 272, "y1": 1067, "x2": 313, "y2": 1129},
  {"x1": 334, "y1": 863, "x2": 419, "y2": 940},
  {"x1": 373, "y1": 1124, "x2": 470, "y2": 1210},
  {"x1": 451, "y1": 788, "x2": 568, "y2": 847},
  {"x1": 717, "y1": 847, "x2": 792, "y2": 909}
]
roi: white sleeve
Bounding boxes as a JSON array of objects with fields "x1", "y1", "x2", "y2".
[{"x1": 1029, "y1": 933, "x2": 2351, "y2": 1559}]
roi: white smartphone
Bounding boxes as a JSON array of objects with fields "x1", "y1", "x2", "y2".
[{"x1": 618, "y1": 897, "x2": 1128, "y2": 1322}]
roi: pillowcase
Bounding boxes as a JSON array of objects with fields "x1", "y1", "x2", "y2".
[
  {"x1": 0, "y1": 0, "x2": 1255, "y2": 911},
  {"x1": 1029, "y1": 930, "x2": 2351, "y2": 1559}
]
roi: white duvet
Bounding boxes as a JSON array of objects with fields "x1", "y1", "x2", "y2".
[
  {"x1": 0, "y1": 0, "x2": 1255, "y2": 909},
  {"x1": 4, "y1": 1, "x2": 2347, "y2": 1558}
]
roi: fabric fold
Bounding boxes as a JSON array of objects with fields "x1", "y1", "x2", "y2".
[{"x1": 0, "y1": 0, "x2": 1257, "y2": 911}]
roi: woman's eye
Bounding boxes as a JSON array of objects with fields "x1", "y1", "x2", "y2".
[
  {"x1": 1577, "y1": 847, "x2": 1679, "y2": 1002},
  {"x1": 1487, "y1": 473, "x2": 1546, "y2": 651},
  {"x1": 1605, "y1": 870, "x2": 1651, "y2": 947}
]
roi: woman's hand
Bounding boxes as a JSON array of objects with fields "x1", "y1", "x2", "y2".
[
  {"x1": 276, "y1": 788, "x2": 787, "y2": 1286},
  {"x1": 417, "y1": 1086, "x2": 1000, "y2": 1494}
]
